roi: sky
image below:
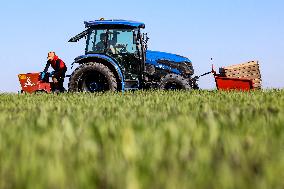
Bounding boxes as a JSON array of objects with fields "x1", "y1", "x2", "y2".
[{"x1": 0, "y1": 0, "x2": 283, "y2": 92}]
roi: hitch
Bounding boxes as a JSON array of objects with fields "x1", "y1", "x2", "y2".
[
  {"x1": 194, "y1": 71, "x2": 212, "y2": 80},
  {"x1": 193, "y1": 64, "x2": 217, "y2": 81},
  {"x1": 193, "y1": 69, "x2": 213, "y2": 81}
]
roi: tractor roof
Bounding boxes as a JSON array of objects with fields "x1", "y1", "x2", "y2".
[{"x1": 84, "y1": 19, "x2": 145, "y2": 29}]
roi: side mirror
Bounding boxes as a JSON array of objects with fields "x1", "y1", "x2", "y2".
[
  {"x1": 133, "y1": 32, "x2": 137, "y2": 44},
  {"x1": 142, "y1": 33, "x2": 149, "y2": 50}
]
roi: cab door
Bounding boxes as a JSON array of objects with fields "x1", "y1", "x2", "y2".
[{"x1": 107, "y1": 29, "x2": 142, "y2": 81}]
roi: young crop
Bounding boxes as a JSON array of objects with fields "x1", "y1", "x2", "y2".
[{"x1": 0, "y1": 90, "x2": 283, "y2": 189}]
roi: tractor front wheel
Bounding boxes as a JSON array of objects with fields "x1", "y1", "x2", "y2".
[
  {"x1": 68, "y1": 63, "x2": 117, "y2": 92},
  {"x1": 159, "y1": 74, "x2": 191, "y2": 90}
]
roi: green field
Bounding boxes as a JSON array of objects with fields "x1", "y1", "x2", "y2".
[{"x1": 0, "y1": 90, "x2": 284, "y2": 189}]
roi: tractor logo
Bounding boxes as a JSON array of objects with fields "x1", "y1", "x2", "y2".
[{"x1": 24, "y1": 77, "x2": 35, "y2": 88}]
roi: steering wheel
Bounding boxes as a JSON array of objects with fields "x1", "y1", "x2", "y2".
[{"x1": 115, "y1": 44, "x2": 128, "y2": 53}]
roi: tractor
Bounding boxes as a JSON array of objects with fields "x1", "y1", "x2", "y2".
[
  {"x1": 68, "y1": 19, "x2": 198, "y2": 92},
  {"x1": 18, "y1": 19, "x2": 259, "y2": 94}
]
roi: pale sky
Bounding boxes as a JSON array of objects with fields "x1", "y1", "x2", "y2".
[{"x1": 0, "y1": 0, "x2": 283, "y2": 92}]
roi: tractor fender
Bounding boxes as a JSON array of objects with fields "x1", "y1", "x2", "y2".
[{"x1": 72, "y1": 54, "x2": 125, "y2": 91}]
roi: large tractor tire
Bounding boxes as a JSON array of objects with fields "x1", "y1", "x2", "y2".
[
  {"x1": 68, "y1": 63, "x2": 117, "y2": 92},
  {"x1": 159, "y1": 74, "x2": 191, "y2": 90}
]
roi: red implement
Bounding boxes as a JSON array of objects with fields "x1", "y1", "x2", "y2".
[
  {"x1": 214, "y1": 76, "x2": 253, "y2": 91},
  {"x1": 18, "y1": 73, "x2": 51, "y2": 93},
  {"x1": 212, "y1": 65, "x2": 254, "y2": 91}
]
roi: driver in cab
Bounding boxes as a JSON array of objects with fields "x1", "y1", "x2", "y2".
[{"x1": 94, "y1": 32, "x2": 121, "y2": 54}]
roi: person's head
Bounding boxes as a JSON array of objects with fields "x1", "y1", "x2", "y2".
[{"x1": 47, "y1": 52, "x2": 56, "y2": 61}]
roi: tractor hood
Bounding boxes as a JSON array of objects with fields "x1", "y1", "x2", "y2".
[
  {"x1": 146, "y1": 50, "x2": 191, "y2": 65},
  {"x1": 145, "y1": 50, "x2": 193, "y2": 75}
]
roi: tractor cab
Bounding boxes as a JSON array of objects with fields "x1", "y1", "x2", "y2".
[
  {"x1": 69, "y1": 19, "x2": 197, "y2": 92},
  {"x1": 69, "y1": 19, "x2": 147, "y2": 89}
]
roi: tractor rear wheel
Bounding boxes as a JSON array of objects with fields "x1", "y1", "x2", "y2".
[
  {"x1": 159, "y1": 74, "x2": 191, "y2": 90},
  {"x1": 68, "y1": 63, "x2": 117, "y2": 92}
]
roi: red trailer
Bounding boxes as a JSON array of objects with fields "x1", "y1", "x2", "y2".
[
  {"x1": 212, "y1": 66, "x2": 255, "y2": 91},
  {"x1": 214, "y1": 74, "x2": 254, "y2": 91},
  {"x1": 18, "y1": 73, "x2": 52, "y2": 93}
]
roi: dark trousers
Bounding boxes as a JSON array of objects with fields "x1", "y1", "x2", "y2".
[{"x1": 53, "y1": 68, "x2": 67, "y2": 92}]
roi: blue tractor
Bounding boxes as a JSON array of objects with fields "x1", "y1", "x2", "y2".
[{"x1": 68, "y1": 19, "x2": 198, "y2": 92}]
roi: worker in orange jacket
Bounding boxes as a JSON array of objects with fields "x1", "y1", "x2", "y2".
[{"x1": 41, "y1": 52, "x2": 67, "y2": 92}]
